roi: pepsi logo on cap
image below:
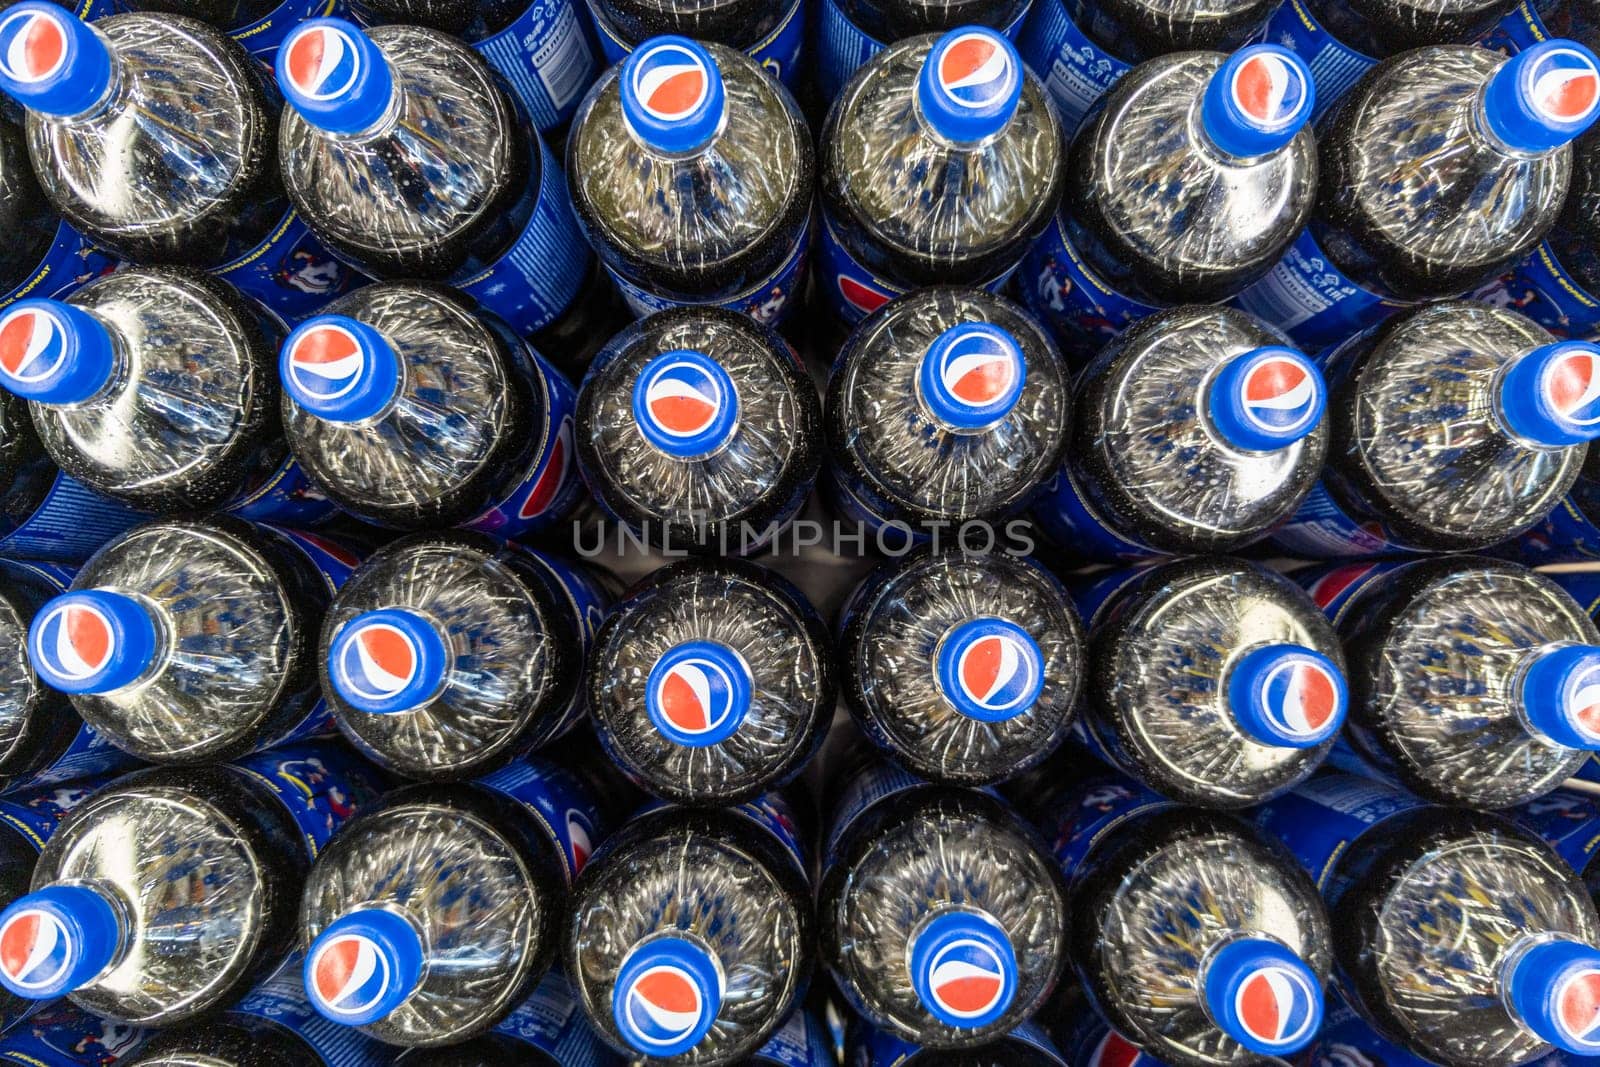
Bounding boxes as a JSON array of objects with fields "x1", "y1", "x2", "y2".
[
  {"x1": 284, "y1": 23, "x2": 363, "y2": 101},
  {"x1": 0, "y1": 909, "x2": 71, "y2": 992},
  {"x1": 1234, "y1": 965, "x2": 1319, "y2": 1049},
  {"x1": 936, "y1": 327, "x2": 1020, "y2": 411},
  {"x1": 335, "y1": 622, "x2": 419, "y2": 704},
  {"x1": 956, "y1": 632, "x2": 1038, "y2": 717},
  {"x1": 1231, "y1": 51, "x2": 1310, "y2": 130},
  {"x1": 934, "y1": 31, "x2": 1016, "y2": 111},
  {"x1": 1240, "y1": 356, "x2": 1319, "y2": 435},
  {"x1": 926, "y1": 938, "x2": 1009, "y2": 1020},
  {"x1": 286, "y1": 323, "x2": 366, "y2": 402},
  {"x1": 1566, "y1": 663, "x2": 1600, "y2": 744},
  {"x1": 1528, "y1": 47, "x2": 1600, "y2": 123},
  {"x1": 621, "y1": 964, "x2": 707, "y2": 1050},
  {"x1": 31, "y1": 602, "x2": 113, "y2": 683},
  {"x1": 0, "y1": 306, "x2": 68, "y2": 384},
  {"x1": 1545, "y1": 346, "x2": 1600, "y2": 427},
  {"x1": 630, "y1": 41, "x2": 709, "y2": 122},
  {"x1": 566, "y1": 808, "x2": 593, "y2": 872},
  {"x1": 651, "y1": 655, "x2": 740, "y2": 740},
  {"x1": 1555, "y1": 968, "x2": 1600, "y2": 1046},
  {"x1": 838, "y1": 275, "x2": 892, "y2": 316},
  {"x1": 642, "y1": 361, "x2": 723, "y2": 440},
  {"x1": 0, "y1": 8, "x2": 67, "y2": 84},
  {"x1": 309, "y1": 933, "x2": 392, "y2": 1018},
  {"x1": 1257, "y1": 658, "x2": 1341, "y2": 742}
]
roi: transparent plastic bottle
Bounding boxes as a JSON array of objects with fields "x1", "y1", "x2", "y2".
[
  {"x1": 1070, "y1": 557, "x2": 1348, "y2": 809},
  {"x1": 0, "y1": 742, "x2": 383, "y2": 1027},
  {"x1": 1034, "y1": 304, "x2": 1327, "y2": 560},
  {"x1": 836, "y1": 548, "x2": 1086, "y2": 785},
  {"x1": 585, "y1": 0, "x2": 806, "y2": 90},
  {"x1": 0, "y1": 268, "x2": 333, "y2": 524},
  {"x1": 818, "y1": 27, "x2": 1063, "y2": 322},
  {"x1": 298, "y1": 757, "x2": 600, "y2": 1047},
  {"x1": 1021, "y1": 45, "x2": 1317, "y2": 355},
  {"x1": 319, "y1": 531, "x2": 613, "y2": 781},
  {"x1": 565, "y1": 796, "x2": 813, "y2": 1065},
  {"x1": 818, "y1": 0, "x2": 1032, "y2": 105},
  {"x1": 390, "y1": 972, "x2": 624, "y2": 1067},
  {"x1": 1271, "y1": 302, "x2": 1600, "y2": 557},
  {"x1": 26, "y1": 517, "x2": 361, "y2": 764},
  {"x1": 820, "y1": 764, "x2": 1068, "y2": 1049},
  {"x1": 566, "y1": 36, "x2": 814, "y2": 325},
  {"x1": 0, "y1": 999, "x2": 148, "y2": 1066},
  {"x1": 586, "y1": 557, "x2": 833, "y2": 805},
  {"x1": 575, "y1": 307, "x2": 822, "y2": 554},
  {"x1": 825, "y1": 286, "x2": 1071, "y2": 533},
  {"x1": 1236, "y1": 40, "x2": 1600, "y2": 350},
  {"x1": 277, "y1": 283, "x2": 582, "y2": 535},
  {"x1": 1048, "y1": 767, "x2": 1332, "y2": 1065}
]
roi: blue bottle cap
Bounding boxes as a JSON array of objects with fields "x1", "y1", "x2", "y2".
[
  {"x1": 908, "y1": 910, "x2": 1018, "y2": 1029},
  {"x1": 327, "y1": 608, "x2": 450, "y2": 715},
  {"x1": 933, "y1": 617, "x2": 1045, "y2": 723},
  {"x1": 1505, "y1": 937, "x2": 1600, "y2": 1054},
  {"x1": 1199, "y1": 45, "x2": 1314, "y2": 159},
  {"x1": 1519, "y1": 644, "x2": 1600, "y2": 750},
  {"x1": 304, "y1": 909, "x2": 425, "y2": 1027},
  {"x1": 611, "y1": 936, "x2": 724, "y2": 1057},
  {"x1": 1202, "y1": 937, "x2": 1323, "y2": 1055},
  {"x1": 276, "y1": 19, "x2": 395, "y2": 136},
  {"x1": 1227, "y1": 644, "x2": 1347, "y2": 748},
  {"x1": 1497, "y1": 340, "x2": 1600, "y2": 446},
  {"x1": 280, "y1": 315, "x2": 401, "y2": 423},
  {"x1": 618, "y1": 37, "x2": 726, "y2": 154},
  {"x1": 28, "y1": 590, "x2": 160, "y2": 695},
  {"x1": 916, "y1": 322, "x2": 1028, "y2": 432},
  {"x1": 1207, "y1": 346, "x2": 1326, "y2": 452},
  {"x1": 1484, "y1": 40, "x2": 1600, "y2": 153},
  {"x1": 915, "y1": 27, "x2": 1023, "y2": 144},
  {"x1": 644, "y1": 640, "x2": 752, "y2": 747},
  {"x1": 0, "y1": 300, "x2": 118, "y2": 405},
  {"x1": 0, "y1": 885, "x2": 123, "y2": 999},
  {"x1": 0, "y1": 3, "x2": 113, "y2": 117},
  {"x1": 630, "y1": 349, "x2": 741, "y2": 458}
]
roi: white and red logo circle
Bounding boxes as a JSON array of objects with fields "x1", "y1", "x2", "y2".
[{"x1": 0, "y1": 9, "x2": 68, "y2": 85}]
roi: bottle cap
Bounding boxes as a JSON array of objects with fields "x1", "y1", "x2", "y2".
[
  {"x1": 611, "y1": 936, "x2": 723, "y2": 1057},
  {"x1": 619, "y1": 37, "x2": 726, "y2": 154},
  {"x1": 1497, "y1": 341, "x2": 1600, "y2": 446},
  {"x1": 1207, "y1": 346, "x2": 1326, "y2": 452},
  {"x1": 1227, "y1": 644, "x2": 1347, "y2": 748},
  {"x1": 304, "y1": 909, "x2": 425, "y2": 1027},
  {"x1": 1505, "y1": 937, "x2": 1600, "y2": 1055},
  {"x1": 916, "y1": 26, "x2": 1023, "y2": 144},
  {"x1": 1520, "y1": 644, "x2": 1600, "y2": 750},
  {"x1": 644, "y1": 640, "x2": 752, "y2": 747},
  {"x1": 1483, "y1": 40, "x2": 1600, "y2": 153},
  {"x1": 0, "y1": 300, "x2": 117, "y2": 405},
  {"x1": 933, "y1": 617, "x2": 1045, "y2": 722},
  {"x1": 327, "y1": 608, "x2": 449, "y2": 715},
  {"x1": 1202, "y1": 937, "x2": 1323, "y2": 1055},
  {"x1": 908, "y1": 910, "x2": 1018, "y2": 1029},
  {"x1": 0, "y1": 885, "x2": 122, "y2": 999},
  {"x1": 916, "y1": 322, "x2": 1028, "y2": 432},
  {"x1": 280, "y1": 315, "x2": 401, "y2": 423},
  {"x1": 277, "y1": 19, "x2": 395, "y2": 136},
  {"x1": 28, "y1": 590, "x2": 160, "y2": 695},
  {"x1": 0, "y1": 3, "x2": 113, "y2": 117},
  {"x1": 630, "y1": 349, "x2": 740, "y2": 459},
  {"x1": 1200, "y1": 45, "x2": 1314, "y2": 159}
]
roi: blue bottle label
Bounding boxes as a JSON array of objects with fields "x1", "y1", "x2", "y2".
[
  {"x1": 453, "y1": 140, "x2": 588, "y2": 336},
  {"x1": 233, "y1": 956, "x2": 390, "y2": 1067},
  {"x1": 518, "y1": 549, "x2": 611, "y2": 738},
  {"x1": 267, "y1": 526, "x2": 363, "y2": 595},
  {"x1": 0, "y1": 471, "x2": 146, "y2": 564},
  {"x1": 1047, "y1": 773, "x2": 1175, "y2": 880},
  {"x1": 1297, "y1": 559, "x2": 1401, "y2": 624},
  {"x1": 474, "y1": 0, "x2": 600, "y2": 132},
  {"x1": 1478, "y1": 0, "x2": 1553, "y2": 54},
  {"x1": 1252, "y1": 774, "x2": 1424, "y2": 892},
  {"x1": 1067, "y1": 563, "x2": 1155, "y2": 631},
  {"x1": 3, "y1": 724, "x2": 135, "y2": 795},
  {"x1": 1016, "y1": 0, "x2": 1132, "y2": 134},
  {"x1": 232, "y1": 0, "x2": 344, "y2": 64},
  {"x1": 478, "y1": 757, "x2": 604, "y2": 883},
  {"x1": 0, "y1": 560, "x2": 74, "y2": 592},
  {"x1": 1497, "y1": 493, "x2": 1600, "y2": 564},
  {"x1": 824, "y1": 762, "x2": 926, "y2": 864},
  {"x1": 227, "y1": 453, "x2": 336, "y2": 528},
  {"x1": 1018, "y1": 212, "x2": 1160, "y2": 359},
  {"x1": 731, "y1": 792, "x2": 808, "y2": 876},
  {"x1": 467, "y1": 351, "x2": 582, "y2": 538},
  {"x1": 855, "y1": 1019, "x2": 1062, "y2": 1065},
  {"x1": 0, "y1": 775, "x2": 111, "y2": 852},
  {"x1": 590, "y1": 0, "x2": 805, "y2": 89},
  {"x1": 1032, "y1": 467, "x2": 1156, "y2": 563},
  {"x1": 815, "y1": 209, "x2": 1016, "y2": 325},
  {"x1": 1545, "y1": 567, "x2": 1600, "y2": 618},
  {"x1": 1233, "y1": 228, "x2": 1408, "y2": 352},
  {"x1": 609, "y1": 216, "x2": 812, "y2": 328},
  {"x1": 824, "y1": 469, "x2": 917, "y2": 540},
  {"x1": 489, "y1": 971, "x2": 616, "y2": 1067},
  {"x1": 0, "y1": 1001, "x2": 147, "y2": 1066},
  {"x1": 1056, "y1": 1013, "x2": 1162, "y2": 1067},
  {"x1": 0, "y1": 221, "x2": 119, "y2": 312},
  {"x1": 231, "y1": 742, "x2": 386, "y2": 858},
  {"x1": 1253, "y1": 0, "x2": 1376, "y2": 123},
  {"x1": 818, "y1": 0, "x2": 1030, "y2": 103},
  {"x1": 1268, "y1": 479, "x2": 1412, "y2": 558},
  {"x1": 214, "y1": 208, "x2": 364, "y2": 324},
  {"x1": 1513, "y1": 789, "x2": 1600, "y2": 872},
  {"x1": 1472, "y1": 242, "x2": 1600, "y2": 342},
  {"x1": 753, "y1": 1008, "x2": 834, "y2": 1067}
]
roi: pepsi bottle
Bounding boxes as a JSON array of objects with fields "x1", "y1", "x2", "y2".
[
  {"x1": 825, "y1": 287, "x2": 1071, "y2": 533},
  {"x1": 585, "y1": 0, "x2": 805, "y2": 91},
  {"x1": 1482, "y1": 0, "x2": 1600, "y2": 56},
  {"x1": 319, "y1": 531, "x2": 612, "y2": 781},
  {"x1": 390, "y1": 972, "x2": 623, "y2": 1067},
  {"x1": 575, "y1": 307, "x2": 822, "y2": 554},
  {"x1": 1235, "y1": 40, "x2": 1600, "y2": 351},
  {"x1": 1049, "y1": 767, "x2": 1333, "y2": 1065},
  {"x1": 818, "y1": 27, "x2": 1062, "y2": 323},
  {"x1": 836, "y1": 547, "x2": 1086, "y2": 785},
  {"x1": 0, "y1": 1000, "x2": 147, "y2": 1066},
  {"x1": 0, "y1": 3, "x2": 359, "y2": 321},
  {"x1": 565, "y1": 795, "x2": 813, "y2": 1064},
  {"x1": 0, "y1": 268, "x2": 334, "y2": 525},
  {"x1": 1021, "y1": 45, "x2": 1318, "y2": 355},
  {"x1": 274, "y1": 18, "x2": 601, "y2": 348},
  {"x1": 848, "y1": 1017, "x2": 1068, "y2": 1065},
  {"x1": 277, "y1": 283, "x2": 582, "y2": 535},
  {"x1": 816, "y1": 0, "x2": 1031, "y2": 104},
  {"x1": 586, "y1": 557, "x2": 833, "y2": 805},
  {"x1": 1303, "y1": 556, "x2": 1600, "y2": 810},
  {"x1": 298, "y1": 757, "x2": 599, "y2": 1046},
  {"x1": 0, "y1": 114, "x2": 113, "y2": 312},
  {"x1": 111, "y1": 0, "x2": 357, "y2": 69},
  {"x1": 566, "y1": 37, "x2": 811, "y2": 326},
  {"x1": 27, "y1": 517, "x2": 359, "y2": 765},
  {"x1": 0, "y1": 742, "x2": 383, "y2": 1027},
  {"x1": 1072, "y1": 557, "x2": 1349, "y2": 809},
  {"x1": 819, "y1": 763, "x2": 1068, "y2": 1048},
  {"x1": 1033, "y1": 305, "x2": 1328, "y2": 561}
]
